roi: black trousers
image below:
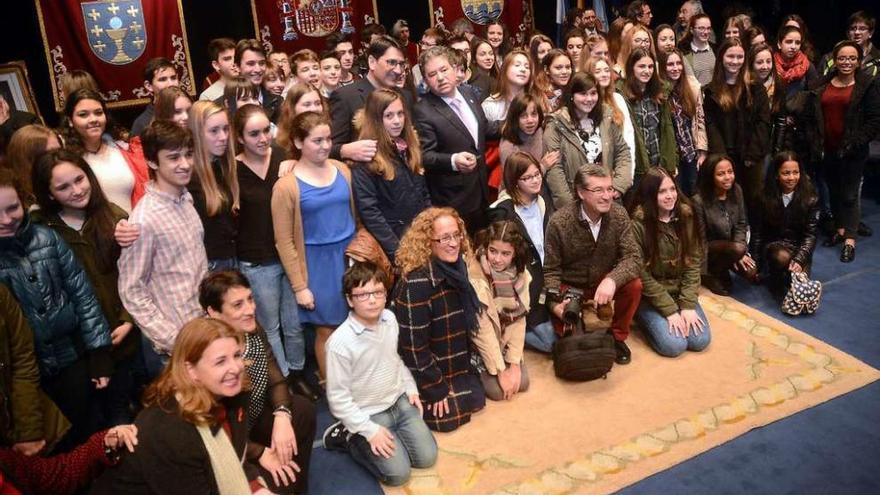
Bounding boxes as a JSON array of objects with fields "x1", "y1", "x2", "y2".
[
  {"x1": 41, "y1": 358, "x2": 95, "y2": 452},
  {"x1": 249, "y1": 394, "x2": 316, "y2": 494},
  {"x1": 824, "y1": 154, "x2": 866, "y2": 239}
]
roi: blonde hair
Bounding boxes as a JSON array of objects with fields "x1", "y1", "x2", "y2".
[
  {"x1": 581, "y1": 56, "x2": 624, "y2": 126},
  {"x1": 357, "y1": 89, "x2": 422, "y2": 180},
  {"x1": 395, "y1": 207, "x2": 474, "y2": 275},
  {"x1": 188, "y1": 101, "x2": 240, "y2": 214},
  {"x1": 142, "y1": 318, "x2": 248, "y2": 426},
  {"x1": 617, "y1": 24, "x2": 656, "y2": 75}
]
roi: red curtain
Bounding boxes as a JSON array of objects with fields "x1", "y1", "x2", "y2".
[
  {"x1": 431, "y1": 0, "x2": 533, "y2": 45},
  {"x1": 250, "y1": 0, "x2": 378, "y2": 55},
  {"x1": 36, "y1": 0, "x2": 194, "y2": 110}
]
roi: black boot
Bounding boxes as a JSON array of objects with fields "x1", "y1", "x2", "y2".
[{"x1": 287, "y1": 370, "x2": 320, "y2": 402}]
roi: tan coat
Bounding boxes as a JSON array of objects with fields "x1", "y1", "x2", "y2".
[
  {"x1": 271, "y1": 160, "x2": 356, "y2": 291},
  {"x1": 467, "y1": 257, "x2": 532, "y2": 375}
]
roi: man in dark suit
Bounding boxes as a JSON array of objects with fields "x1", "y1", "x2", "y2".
[
  {"x1": 329, "y1": 35, "x2": 410, "y2": 162},
  {"x1": 414, "y1": 46, "x2": 498, "y2": 234},
  {"x1": 233, "y1": 39, "x2": 282, "y2": 123}
]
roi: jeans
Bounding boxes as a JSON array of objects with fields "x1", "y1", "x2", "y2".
[
  {"x1": 207, "y1": 257, "x2": 238, "y2": 272},
  {"x1": 824, "y1": 154, "x2": 866, "y2": 239},
  {"x1": 678, "y1": 157, "x2": 698, "y2": 197},
  {"x1": 636, "y1": 301, "x2": 711, "y2": 357},
  {"x1": 141, "y1": 333, "x2": 169, "y2": 381},
  {"x1": 240, "y1": 260, "x2": 304, "y2": 374},
  {"x1": 525, "y1": 320, "x2": 557, "y2": 353},
  {"x1": 348, "y1": 394, "x2": 438, "y2": 486}
]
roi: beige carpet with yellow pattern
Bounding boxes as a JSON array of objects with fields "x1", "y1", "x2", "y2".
[{"x1": 385, "y1": 292, "x2": 880, "y2": 495}]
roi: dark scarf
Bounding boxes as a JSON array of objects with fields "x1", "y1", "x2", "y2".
[{"x1": 434, "y1": 256, "x2": 481, "y2": 332}]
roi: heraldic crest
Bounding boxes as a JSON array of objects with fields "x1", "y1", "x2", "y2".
[{"x1": 82, "y1": 0, "x2": 147, "y2": 65}]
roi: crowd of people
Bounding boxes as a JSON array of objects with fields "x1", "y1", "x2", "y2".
[{"x1": 0, "y1": 1, "x2": 878, "y2": 493}]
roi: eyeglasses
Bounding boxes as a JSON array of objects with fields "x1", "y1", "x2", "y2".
[
  {"x1": 432, "y1": 232, "x2": 464, "y2": 245},
  {"x1": 518, "y1": 172, "x2": 542, "y2": 182},
  {"x1": 383, "y1": 59, "x2": 407, "y2": 69},
  {"x1": 349, "y1": 289, "x2": 387, "y2": 302},
  {"x1": 583, "y1": 186, "x2": 616, "y2": 195},
  {"x1": 849, "y1": 26, "x2": 870, "y2": 32},
  {"x1": 836, "y1": 55, "x2": 859, "y2": 62},
  {"x1": 694, "y1": 26, "x2": 712, "y2": 32}
]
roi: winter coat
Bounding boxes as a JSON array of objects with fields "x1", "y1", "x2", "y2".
[
  {"x1": 803, "y1": 70, "x2": 880, "y2": 162},
  {"x1": 703, "y1": 82, "x2": 772, "y2": 164},
  {"x1": 0, "y1": 214, "x2": 111, "y2": 378},
  {"x1": 0, "y1": 284, "x2": 70, "y2": 448},
  {"x1": 631, "y1": 205, "x2": 702, "y2": 317},
  {"x1": 352, "y1": 156, "x2": 431, "y2": 261},
  {"x1": 543, "y1": 105, "x2": 633, "y2": 207}
]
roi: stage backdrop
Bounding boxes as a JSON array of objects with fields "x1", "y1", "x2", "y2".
[
  {"x1": 430, "y1": 0, "x2": 533, "y2": 45},
  {"x1": 250, "y1": 0, "x2": 379, "y2": 55},
  {"x1": 35, "y1": 0, "x2": 195, "y2": 110}
]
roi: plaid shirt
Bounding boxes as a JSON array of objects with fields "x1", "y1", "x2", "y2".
[
  {"x1": 118, "y1": 183, "x2": 207, "y2": 354},
  {"x1": 633, "y1": 97, "x2": 662, "y2": 167}
]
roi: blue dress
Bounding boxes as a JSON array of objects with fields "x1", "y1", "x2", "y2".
[{"x1": 297, "y1": 170, "x2": 355, "y2": 326}]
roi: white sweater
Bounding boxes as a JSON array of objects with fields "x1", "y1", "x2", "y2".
[{"x1": 326, "y1": 309, "x2": 418, "y2": 440}]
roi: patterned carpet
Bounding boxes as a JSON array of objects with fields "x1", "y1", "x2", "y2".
[{"x1": 384, "y1": 292, "x2": 880, "y2": 495}]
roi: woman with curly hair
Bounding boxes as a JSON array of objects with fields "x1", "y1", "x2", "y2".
[{"x1": 393, "y1": 207, "x2": 486, "y2": 432}]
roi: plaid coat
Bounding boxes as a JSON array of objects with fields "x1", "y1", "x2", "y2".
[{"x1": 393, "y1": 261, "x2": 486, "y2": 432}]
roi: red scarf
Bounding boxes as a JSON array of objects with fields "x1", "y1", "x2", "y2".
[{"x1": 774, "y1": 51, "x2": 810, "y2": 85}]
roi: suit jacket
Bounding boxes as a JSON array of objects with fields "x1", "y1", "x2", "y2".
[
  {"x1": 414, "y1": 87, "x2": 497, "y2": 217},
  {"x1": 260, "y1": 86, "x2": 282, "y2": 124},
  {"x1": 329, "y1": 78, "x2": 415, "y2": 160}
]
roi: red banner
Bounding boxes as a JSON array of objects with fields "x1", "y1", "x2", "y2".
[
  {"x1": 430, "y1": 0, "x2": 533, "y2": 46},
  {"x1": 250, "y1": 0, "x2": 379, "y2": 55},
  {"x1": 36, "y1": 0, "x2": 194, "y2": 110}
]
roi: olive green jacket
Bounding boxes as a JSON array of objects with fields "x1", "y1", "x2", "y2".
[{"x1": 631, "y1": 205, "x2": 702, "y2": 317}]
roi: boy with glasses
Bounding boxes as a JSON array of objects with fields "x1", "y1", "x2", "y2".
[{"x1": 323, "y1": 262, "x2": 437, "y2": 486}]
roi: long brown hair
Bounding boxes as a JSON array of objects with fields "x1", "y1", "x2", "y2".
[
  {"x1": 501, "y1": 93, "x2": 545, "y2": 144},
  {"x1": 276, "y1": 83, "x2": 327, "y2": 151},
  {"x1": 357, "y1": 89, "x2": 422, "y2": 180},
  {"x1": 288, "y1": 111, "x2": 331, "y2": 161},
  {"x1": 630, "y1": 168, "x2": 700, "y2": 269},
  {"x1": 395, "y1": 207, "x2": 474, "y2": 275},
  {"x1": 143, "y1": 318, "x2": 247, "y2": 426},
  {"x1": 707, "y1": 38, "x2": 752, "y2": 112},
  {"x1": 154, "y1": 87, "x2": 192, "y2": 123},
  {"x1": 491, "y1": 50, "x2": 537, "y2": 100},
  {"x1": 502, "y1": 151, "x2": 542, "y2": 206},
  {"x1": 189, "y1": 101, "x2": 240, "y2": 215},
  {"x1": 658, "y1": 49, "x2": 698, "y2": 118},
  {"x1": 31, "y1": 150, "x2": 120, "y2": 263}
]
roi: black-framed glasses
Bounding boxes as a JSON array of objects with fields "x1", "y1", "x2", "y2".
[
  {"x1": 519, "y1": 172, "x2": 542, "y2": 182},
  {"x1": 349, "y1": 290, "x2": 387, "y2": 302},
  {"x1": 432, "y1": 232, "x2": 464, "y2": 245}
]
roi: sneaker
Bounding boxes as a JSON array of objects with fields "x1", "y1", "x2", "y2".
[{"x1": 322, "y1": 421, "x2": 349, "y2": 452}]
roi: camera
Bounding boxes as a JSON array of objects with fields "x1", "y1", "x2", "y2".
[{"x1": 546, "y1": 287, "x2": 585, "y2": 325}]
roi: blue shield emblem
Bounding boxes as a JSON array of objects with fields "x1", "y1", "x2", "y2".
[
  {"x1": 81, "y1": 0, "x2": 147, "y2": 65},
  {"x1": 461, "y1": 0, "x2": 503, "y2": 25}
]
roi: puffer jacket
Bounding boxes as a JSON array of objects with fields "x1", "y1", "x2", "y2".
[
  {"x1": 631, "y1": 205, "x2": 702, "y2": 317},
  {"x1": 0, "y1": 214, "x2": 111, "y2": 378}
]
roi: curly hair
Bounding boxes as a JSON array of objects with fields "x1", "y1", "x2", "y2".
[
  {"x1": 474, "y1": 220, "x2": 532, "y2": 273},
  {"x1": 395, "y1": 207, "x2": 474, "y2": 275}
]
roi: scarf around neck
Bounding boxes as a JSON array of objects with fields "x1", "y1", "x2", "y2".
[
  {"x1": 434, "y1": 256, "x2": 481, "y2": 332},
  {"x1": 774, "y1": 51, "x2": 810, "y2": 85}
]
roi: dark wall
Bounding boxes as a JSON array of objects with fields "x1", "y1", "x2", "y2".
[{"x1": 4, "y1": 1, "x2": 879, "y2": 129}]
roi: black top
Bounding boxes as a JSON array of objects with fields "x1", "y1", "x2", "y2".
[
  {"x1": 235, "y1": 145, "x2": 285, "y2": 263},
  {"x1": 188, "y1": 158, "x2": 238, "y2": 260}
]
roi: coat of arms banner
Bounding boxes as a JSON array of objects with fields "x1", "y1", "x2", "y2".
[
  {"x1": 250, "y1": 0, "x2": 379, "y2": 55},
  {"x1": 430, "y1": 0, "x2": 533, "y2": 46},
  {"x1": 36, "y1": 0, "x2": 194, "y2": 110}
]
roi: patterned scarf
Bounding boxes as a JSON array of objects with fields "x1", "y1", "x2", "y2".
[
  {"x1": 774, "y1": 51, "x2": 810, "y2": 85},
  {"x1": 480, "y1": 254, "x2": 528, "y2": 326},
  {"x1": 434, "y1": 257, "x2": 482, "y2": 333}
]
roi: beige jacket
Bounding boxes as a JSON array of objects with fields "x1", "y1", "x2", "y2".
[
  {"x1": 467, "y1": 256, "x2": 532, "y2": 375},
  {"x1": 271, "y1": 160, "x2": 356, "y2": 291}
]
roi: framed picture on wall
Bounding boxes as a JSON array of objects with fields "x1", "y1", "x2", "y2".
[{"x1": 0, "y1": 61, "x2": 43, "y2": 122}]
